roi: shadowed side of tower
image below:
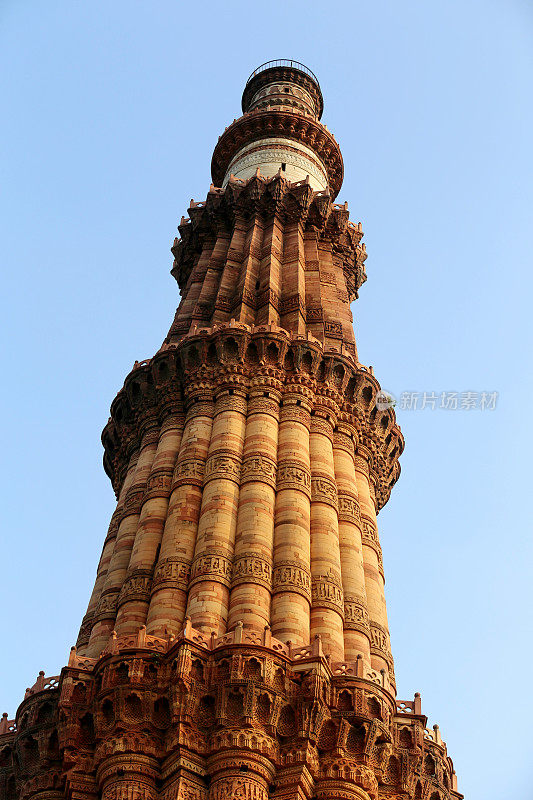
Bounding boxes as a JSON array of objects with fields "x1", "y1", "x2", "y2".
[{"x1": 0, "y1": 60, "x2": 461, "y2": 800}]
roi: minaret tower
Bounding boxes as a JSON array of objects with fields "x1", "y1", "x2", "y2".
[{"x1": 0, "y1": 61, "x2": 461, "y2": 800}]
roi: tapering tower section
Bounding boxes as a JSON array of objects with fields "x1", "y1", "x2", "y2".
[
  {"x1": 0, "y1": 61, "x2": 461, "y2": 800},
  {"x1": 165, "y1": 61, "x2": 357, "y2": 357}
]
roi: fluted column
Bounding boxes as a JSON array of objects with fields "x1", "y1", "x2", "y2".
[
  {"x1": 175, "y1": 238, "x2": 215, "y2": 325},
  {"x1": 212, "y1": 215, "x2": 247, "y2": 323},
  {"x1": 354, "y1": 446, "x2": 393, "y2": 682},
  {"x1": 316, "y1": 783, "x2": 373, "y2": 800},
  {"x1": 271, "y1": 392, "x2": 312, "y2": 646},
  {"x1": 26, "y1": 792, "x2": 64, "y2": 800},
  {"x1": 146, "y1": 396, "x2": 214, "y2": 636},
  {"x1": 256, "y1": 213, "x2": 283, "y2": 326},
  {"x1": 193, "y1": 230, "x2": 230, "y2": 320},
  {"x1": 76, "y1": 446, "x2": 139, "y2": 653},
  {"x1": 333, "y1": 427, "x2": 371, "y2": 664},
  {"x1": 114, "y1": 411, "x2": 184, "y2": 635},
  {"x1": 186, "y1": 389, "x2": 247, "y2": 635},
  {"x1": 233, "y1": 212, "x2": 264, "y2": 325},
  {"x1": 97, "y1": 754, "x2": 158, "y2": 800},
  {"x1": 207, "y1": 749, "x2": 273, "y2": 800},
  {"x1": 309, "y1": 411, "x2": 344, "y2": 662},
  {"x1": 87, "y1": 420, "x2": 159, "y2": 656},
  {"x1": 227, "y1": 387, "x2": 280, "y2": 632},
  {"x1": 280, "y1": 220, "x2": 306, "y2": 335}
]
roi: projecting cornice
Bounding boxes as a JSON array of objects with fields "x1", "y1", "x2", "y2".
[
  {"x1": 170, "y1": 173, "x2": 366, "y2": 304},
  {"x1": 211, "y1": 109, "x2": 344, "y2": 199},
  {"x1": 101, "y1": 323, "x2": 403, "y2": 513}
]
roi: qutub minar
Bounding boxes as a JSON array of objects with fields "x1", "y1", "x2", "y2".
[{"x1": 0, "y1": 61, "x2": 461, "y2": 800}]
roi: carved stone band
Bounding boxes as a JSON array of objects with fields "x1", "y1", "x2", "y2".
[
  {"x1": 209, "y1": 777, "x2": 268, "y2": 800},
  {"x1": 140, "y1": 427, "x2": 161, "y2": 447},
  {"x1": 107, "y1": 507, "x2": 121, "y2": 532},
  {"x1": 311, "y1": 475, "x2": 338, "y2": 510},
  {"x1": 344, "y1": 596, "x2": 370, "y2": 633},
  {"x1": 97, "y1": 752, "x2": 159, "y2": 784},
  {"x1": 247, "y1": 396, "x2": 280, "y2": 419},
  {"x1": 76, "y1": 615, "x2": 93, "y2": 646},
  {"x1": 214, "y1": 394, "x2": 247, "y2": 415},
  {"x1": 333, "y1": 430, "x2": 355, "y2": 453},
  {"x1": 272, "y1": 560, "x2": 312, "y2": 602},
  {"x1": 280, "y1": 292, "x2": 306, "y2": 315},
  {"x1": 306, "y1": 305, "x2": 322, "y2": 321},
  {"x1": 354, "y1": 455, "x2": 370, "y2": 476},
  {"x1": 203, "y1": 452, "x2": 242, "y2": 485},
  {"x1": 168, "y1": 778, "x2": 209, "y2": 800},
  {"x1": 172, "y1": 458, "x2": 205, "y2": 489},
  {"x1": 279, "y1": 406, "x2": 311, "y2": 427},
  {"x1": 231, "y1": 556, "x2": 273, "y2": 589},
  {"x1": 369, "y1": 622, "x2": 389, "y2": 651},
  {"x1": 361, "y1": 520, "x2": 384, "y2": 576},
  {"x1": 144, "y1": 468, "x2": 174, "y2": 500},
  {"x1": 121, "y1": 488, "x2": 145, "y2": 517},
  {"x1": 344, "y1": 341, "x2": 357, "y2": 356},
  {"x1": 256, "y1": 287, "x2": 280, "y2": 312},
  {"x1": 277, "y1": 461, "x2": 311, "y2": 497},
  {"x1": 189, "y1": 553, "x2": 233, "y2": 589},
  {"x1": 324, "y1": 320, "x2": 343, "y2": 339},
  {"x1": 311, "y1": 575, "x2": 344, "y2": 614},
  {"x1": 117, "y1": 569, "x2": 153, "y2": 607},
  {"x1": 314, "y1": 763, "x2": 379, "y2": 799},
  {"x1": 160, "y1": 413, "x2": 185, "y2": 431},
  {"x1": 360, "y1": 517, "x2": 379, "y2": 545},
  {"x1": 241, "y1": 455, "x2": 277, "y2": 488},
  {"x1": 151, "y1": 557, "x2": 191, "y2": 593},
  {"x1": 184, "y1": 401, "x2": 214, "y2": 420},
  {"x1": 361, "y1": 521, "x2": 384, "y2": 573},
  {"x1": 310, "y1": 416, "x2": 334, "y2": 439},
  {"x1": 102, "y1": 783, "x2": 157, "y2": 800},
  {"x1": 370, "y1": 623, "x2": 393, "y2": 666},
  {"x1": 377, "y1": 548, "x2": 385, "y2": 578},
  {"x1": 94, "y1": 588, "x2": 120, "y2": 621},
  {"x1": 337, "y1": 492, "x2": 362, "y2": 524}
]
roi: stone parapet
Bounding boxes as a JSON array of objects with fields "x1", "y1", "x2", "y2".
[{"x1": 0, "y1": 641, "x2": 461, "y2": 800}]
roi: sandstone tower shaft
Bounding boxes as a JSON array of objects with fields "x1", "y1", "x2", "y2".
[{"x1": 0, "y1": 60, "x2": 461, "y2": 800}]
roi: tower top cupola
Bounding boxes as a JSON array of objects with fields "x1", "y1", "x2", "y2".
[
  {"x1": 212, "y1": 59, "x2": 343, "y2": 196},
  {"x1": 241, "y1": 59, "x2": 324, "y2": 120}
]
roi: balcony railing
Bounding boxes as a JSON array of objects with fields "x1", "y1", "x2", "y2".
[{"x1": 246, "y1": 60, "x2": 320, "y2": 88}]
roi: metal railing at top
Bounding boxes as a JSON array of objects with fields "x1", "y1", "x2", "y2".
[{"x1": 246, "y1": 60, "x2": 320, "y2": 88}]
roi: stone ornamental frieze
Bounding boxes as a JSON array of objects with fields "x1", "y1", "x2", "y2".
[{"x1": 0, "y1": 60, "x2": 461, "y2": 800}]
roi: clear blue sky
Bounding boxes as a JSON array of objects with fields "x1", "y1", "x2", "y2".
[{"x1": 1, "y1": 2, "x2": 532, "y2": 798}]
